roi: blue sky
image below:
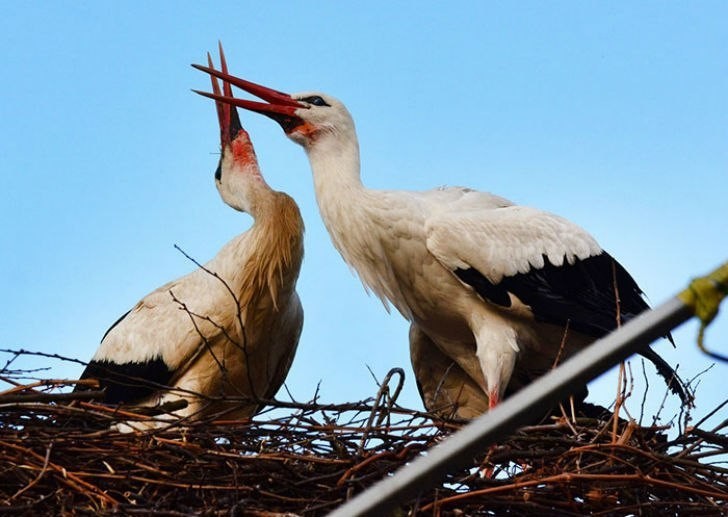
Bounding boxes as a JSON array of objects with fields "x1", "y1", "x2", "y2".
[{"x1": 2, "y1": 2, "x2": 726, "y2": 429}]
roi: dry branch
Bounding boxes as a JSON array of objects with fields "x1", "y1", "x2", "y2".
[{"x1": 1, "y1": 351, "x2": 726, "y2": 516}]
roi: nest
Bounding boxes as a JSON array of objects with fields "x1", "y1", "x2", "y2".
[{"x1": 1, "y1": 351, "x2": 727, "y2": 516}]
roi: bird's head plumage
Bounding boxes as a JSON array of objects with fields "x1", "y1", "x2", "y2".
[
  {"x1": 203, "y1": 45, "x2": 269, "y2": 215},
  {"x1": 192, "y1": 64, "x2": 355, "y2": 151}
]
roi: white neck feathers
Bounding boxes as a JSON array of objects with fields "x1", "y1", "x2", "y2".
[{"x1": 303, "y1": 132, "x2": 412, "y2": 317}]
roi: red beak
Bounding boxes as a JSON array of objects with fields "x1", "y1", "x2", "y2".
[
  {"x1": 192, "y1": 57, "x2": 307, "y2": 133},
  {"x1": 207, "y1": 43, "x2": 243, "y2": 148}
]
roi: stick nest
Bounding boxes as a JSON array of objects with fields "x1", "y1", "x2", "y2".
[{"x1": 1, "y1": 352, "x2": 726, "y2": 516}]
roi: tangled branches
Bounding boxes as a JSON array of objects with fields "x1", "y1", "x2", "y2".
[{"x1": 1, "y1": 351, "x2": 727, "y2": 515}]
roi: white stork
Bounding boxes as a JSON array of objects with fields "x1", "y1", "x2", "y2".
[
  {"x1": 192, "y1": 66, "x2": 689, "y2": 418},
  {"x1": 77, "y1": 48, "x2": 304, "y2": 421}
]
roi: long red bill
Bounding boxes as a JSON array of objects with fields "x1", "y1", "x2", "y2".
[
  {"x1": 191, "y1": 62, "x2": 303, "y2": 109},
  {"x1": 193, "y1": 54, "x2": 307, "y2": 132},
  {"x1": 207, "y1": 43, "x2": 244, "y2": 146},
  {"x1": 207, "y1": 43, "x2": 243, "y2": 149},
  {"x1": 192, "y1": 89, "x2": 301, "y2": 118}
]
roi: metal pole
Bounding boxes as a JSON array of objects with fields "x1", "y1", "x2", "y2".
[{"x1": 329, "y1": 296, "x2": 694, "y2": 517}]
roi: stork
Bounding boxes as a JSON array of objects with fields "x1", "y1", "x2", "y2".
[
  {"x1": 192, "y1": 66, "x2": 689, "y2": 418},
  {"x1": 77, "y1": 48, "x2": 304, "y2": 422}
]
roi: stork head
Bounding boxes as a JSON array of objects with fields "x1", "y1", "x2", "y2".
[
  {"x1": 205, "y1": 45, "x2": 268, "y2": 215},
  {"x1": 192, "y1": 63, "x2": 355, "y2": 152}
]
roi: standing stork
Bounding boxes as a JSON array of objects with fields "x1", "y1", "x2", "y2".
[
  {"x1": 192, "y1": 66, "x2": 689, "y2": 418},
  {"x1": 77, "y1": 48, "x2": 304, "y2": 421}
]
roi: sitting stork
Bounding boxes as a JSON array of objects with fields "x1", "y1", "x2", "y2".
[
  {"x1": 77, "y1": 47, "x2": 304, "y2": 421},
  {"x1": 192, "y1": 65, "x2": 689, "y2": 418}
]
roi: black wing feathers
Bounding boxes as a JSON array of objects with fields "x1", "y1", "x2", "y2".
[
  {"x1": 503, "y1": 252, "x2": 648, "y2": 336},
  {"x1": 76, "y1": 357, "x2": 174, "y2": 404},
  {"x1": 454, "y1": 268, "x2": 512, "y2": 308},
  {"x1": 458, "y1": 252, "x2": 647, "y2": 337},
  {"x1": 457, "y1": 252, "x2": 689, "y2": 404},
  {"x1": 74, "y1": 308, "x2": 176, "y2": 404}
]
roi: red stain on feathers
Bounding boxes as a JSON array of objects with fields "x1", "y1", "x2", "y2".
[{"x1": 231, "y1": 129, "x2": 259, "y2": 168}]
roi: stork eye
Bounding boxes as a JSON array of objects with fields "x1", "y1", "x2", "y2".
[{"x1": 303, "y1": 95, "x2": 329, "y2": 107}]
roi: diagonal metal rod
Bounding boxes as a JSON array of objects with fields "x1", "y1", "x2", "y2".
[{"x1": 329, "y1": 295, "x2": 694, "y2": 516}]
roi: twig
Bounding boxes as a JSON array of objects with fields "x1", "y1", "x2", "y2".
[
  {"x1": 0, "y1": 390, "x2": 104, "y2": 404},
  {"x1": 173, "y1": 243, "x2": 256, "y2": 399},
  {"x1": 9, "y1": 441, "x2": 53, "y2": 501}
]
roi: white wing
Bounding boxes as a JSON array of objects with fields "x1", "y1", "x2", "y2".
[
  {"x1": 93, "y1": 270, "x2": 231, "y2": 370},
  {"x1": 84, "y1": 233, "x2": 255, "y2": 397},
  {"x1": 416, "y1": 186, "x2": 514, "y2": 213},
  {"x1": 426, "y1": 204, "x2": 602, "y2": 284}
]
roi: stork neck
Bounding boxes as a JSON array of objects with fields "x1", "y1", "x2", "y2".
[
  {"x1": 307, "y1": 136, "x2": 363, "y2": 196},
  {"x1": 306, "y1": 135, "x2": 365, "y2": 232},
  {"x1": 244, "y1": 177, "x2": 276, "y2": 220},
  {"x1": 221, "y1": 191, "x2": 304, "y2": 311},
  {"x1": 303, "y1": 133, "x2": 412, "y2": 317}
]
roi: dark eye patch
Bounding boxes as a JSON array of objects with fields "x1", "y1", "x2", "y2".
[{"x1": 302, "y1": 95, "x2": 329, "y2": 107}]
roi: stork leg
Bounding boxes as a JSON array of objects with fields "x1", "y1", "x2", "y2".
[
  {"x1": 469, "y1": 312, "x2": 519, "y2": 411},
  {"x1": 409, "y1": 324, "x2": 490, "y2": 419}
]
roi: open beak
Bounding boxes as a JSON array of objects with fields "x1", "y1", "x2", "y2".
[
  {"x1": 193, "y1": 55, "x2": 307, "y2": 133},
  {"x1": 207, "y1": 43, "x2": 243, "y2": 147}
]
